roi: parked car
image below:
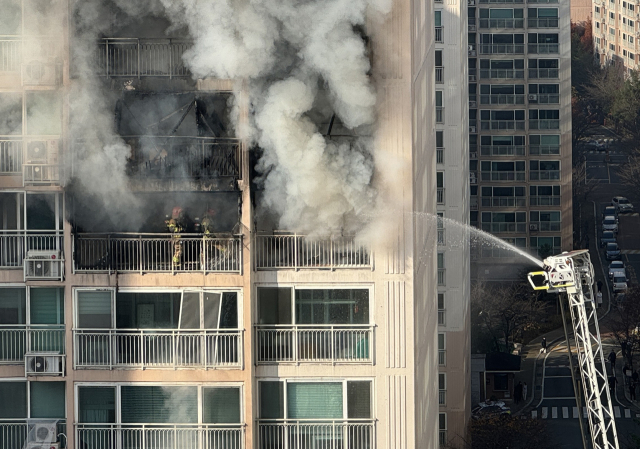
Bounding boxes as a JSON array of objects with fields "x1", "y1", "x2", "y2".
[
  {"x1": 603, "y1": 205, "x2": 618, "y2": 220},
  {"x1": 600, "y1": 231, "x2": 617, "y2": 248},
  {"x1": 613, "y1": 275, "x2": 628, "y2": 293},
  {"x1": 471, "y1": 400, "x2": 511, "y2": 420},
  {"x1": 602, "y1": 216, "x2": 619, "y2": 233},
  {"x1": 609, "y1": 260, "x2": 627, "y2": 279},
  {"x1": 605, "y1": 242, "x2": 621, "y2": 260},
  {"x1": 612, "y1": 196, "x2": 635, "y2": 213}
]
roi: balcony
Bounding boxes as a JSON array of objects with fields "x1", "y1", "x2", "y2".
[
  {"x1": 528, "y1": 18, "x2": 559, "y2": 28},
  {"x1": 255, "y1": 325, "x2": 373, "y2": 364},
  {"x1": 436, "y1": 67, "x2": 444, "y2": 84},
  {"x1": 480, "y1": 171, "x2": 526, "y2": 181},
  {"x1": 479, "y1": 44, "x2": 525, "y2": 54},
  {"x1": 254, "y1": 233, "x2": 371, "y2": 270},
  {"x1": 528, "y1": 68, "x2": 559, "y2": 78},
  {"x1": 23, "y1": 164, "x2": 62, "y2": 185},
  {"x1": 435, "y1": 27, "x2": 444, "y2": 43},
  {"x1": 438, "y1": 350, "x2": 446, "y2": 365},
  {"x1": 529, "y1": 119, "x2": 560, "y2": 130},
  {"x1": 73, "y1": 233, "x2": 242, "y2": 274},
  {"x1": 437, "y1": 147, "x2": 444, "y2": 164},
  {"x1": 530, "y1": 222, "x2": 561, "y2": 231},
  {"x1": 530, "y1": 196, "x2": 560, "y2": 206},
  {"x1": 530, "y1": 170, "x2": 560, "y2": 180},
  {"x1": 437, "y1": 188, "x2": 445, "y2": 205},
  {"x1": 480, "y1": 94, "x2": 525, "y2": 105},
  {"x1": 478, "y1": 18, "x2": 524, "y2": 28},
  {"x1": 436, "y1": 107, "x2": 445, "y2": 123},
  {"x1": 73, "y1": 329, "x2": 242, "y2": 369},
  {"x1": 0, "y1": 231, "x2": 63, "y2": 270},
  {"x1": 258, "y1": 420, "x2": 374, "y2": 449},
  {"x1": 96, "y1": 38, "x2": 191, "y2": 78},
  {"x1": 0, "y1": 139, "x2": 22, "y2": 173},
  {"x1": 479, "y1": 69, "x2": 524, "y2": 79},
  {"x1": 481, "y1": 197, "x2": 527, "y2": 207},
  {"x1": 528, "y1": 43, "x2": 559, "y2": 54},
  {"x1": 0, "y1": 39, "x2": 62, "y2": 85},
  {"x1": 76, "y1": 424, "x2": 243, "y2": 449},
  {"x1": 480, "y1": 120, "x2": 525, "y2": 130},
  {"x1": 0, "y1": 138, "x2": 63, "y2": 186},
  {"x1": 1, "y1": 422, "x2": 66, "y2": 449},
  {"x1": 437, "y1": 229, "x2": 445, "y2": 246},
  {"x1": 439, "y1": 430, "x2": 448, "y2": 446},
  {"x1": 480, "y1": 145, "x2": 526, "y2": 156},
  {"x1": 532, "y1": 93, "x2": 560, "y2": 104},
  {"x1": 438, "y1": 310, "x2": 446, "y2": 325},
  {"x1": 439, "y1": 390, "x2": 447, "y2": 405},
  {"x1": 0, "y1": 325, "x2": 65, "y2": 363},
  {"x1": 481, "y1": 223, "x2": 527, "y2": 233},
  {"x1": 438, "y1": 269, "x2": 446, "y2": 286}
]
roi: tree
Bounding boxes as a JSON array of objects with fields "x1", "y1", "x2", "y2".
[
  {"x1": 469, "y1": 415, "x2": 557, "y2": 449},
  {"x1": 609, "y1": 287, "x2": 640, "y2": 369},
  {"x1": 471, "y1": 281, "x2": 548, "y2": 353},
  {"x1": 617, "y1": 154, "x2": 640, "y2": 193}
]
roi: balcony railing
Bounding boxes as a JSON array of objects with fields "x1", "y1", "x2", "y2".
[
  {"x1": 479, "y1": 44, "x2": 525, "y2": 54},
  {"x1": 480, "y1": 94, "x2": 525, "y2": 105},
  {"x1": 439, "y1": 430, "x2": 448, "y2": 446},
  {"x1": 23, "y1": 163, "x2": 62, "y2": 185},
  {"x1": 0, "y1": 139, "x2": 22, "y2": 173},
  {"x1": 258, "y1": 420, "x2": 374, "y2": 449},
  {"x1": 73, "y1": 329, "x2": 242, "y2": 369},
  {"x1": 96, "y1": 38, "x2": 191, "y2": 78},
  {"x1": 439, "y1": 389, "x2": 447, "y2": 405},
  {"x1": 481, "y1": 223, "x2": 527, "y2": 233},
  {"x1": 479, "y1": 18, "x2": 524, "y2": 28},
  {"x1": 528, "y1": 43, "x2": 559, "y2": 54},
  {"x1": 73, "y1": 233, "x2": 242, "y2": 274},
  {"x1": 436, "y1": 107, "x2": 445, "y2": 123},
  {"x1": 436, "y1": 67, "x2": 444, "y2": 84},
  {"x1": 1, "y1": 422, "x2": 66, "y2": 449},
  {"x1": 435, "y1": 27, "x2": 444, "y2": 43},
  {"x1": 480, "y1": 120, "x2": 525, "y2": 130},
  {"x1": 530, "y1": 170, "x2": 560, "y2": 180},
  {"x1": 533, "y1": 93, "x2": 560, "y2": 104},
  {"x1": 479, "y1": 69, "x2": 524, "y2": 79},
  {"x1": 0, "y1": 38, "x2": 61, "y2": 76},
  {"x1": 528, "y1": 18, "x2": 559, "y2": 27},
  {"x1": 528, "y1": 68, "x2": 559, "y2": 78},
  {"x1": 481, "y1": 171, "x2": 526, "y2": 181},
  {"x1": 530, "y1": 222, "x2": 561, "y2": 231},
  {"x1": 437, "y1": 229, "x2": 445, "y2": 246},
  {"x1": 436, "y1": 147, "x2": 444, "y2": 164},
  {"x1": 76, "y1": 424, "x2": 244, "y2": 449},
  {"x1": 438, "y1": 269, "x2": 446, "y2": 286},
  {"x1": 480, "y1": 145, "x2": 526, "y2": 156},
  {"x1": 254, "y1": 233, "x2": 371, "y2": 270},
  {"x1": 437, "y1": 188, "x2": 445, "y2": 204},
  {"x1": 438, "y1": 350, "x2": 446, "y2": 365},
  {"x1": 0, "y1": 231, "x2": 63, "y2": 270},
  {"x1": 481, "y1": 197, "x2": 527, "y2": 207},
  {"x1": 438, "y1": 310, "x2": 446, "y2": 325},
  {"x1": 530, "y1": 196, "x2": 560, "y2": 206},
  {"x1": 529, "y1": 119, "x2": 560, "y2": 130},
  {"x1": 0, "y1": 325, "x2": 65, "y2": 363},
  {"x1": 255, "y1": 325, "x2": 373, "y2": 364}
]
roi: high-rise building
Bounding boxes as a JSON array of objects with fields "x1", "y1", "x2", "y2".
[
  {"x1": 0, "y1": 1, "x2": 470, "y2": 448},
  {"x1": 593, "y1": 0, "x2": 639, "y2": 71},
  {"x1": 468, "y1": 0, "x2": 573, "y2": 279}
]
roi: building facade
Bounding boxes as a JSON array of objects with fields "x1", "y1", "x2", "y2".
[
  {"x1": 468, "y1": 0, "x2": 573, "y2": 279},
  {"x1": 593, "y1": 0, "x2": 640, "y2": 71},
  {"x1": 0, "y1": 1, "x2": 469, "y2": 448}
]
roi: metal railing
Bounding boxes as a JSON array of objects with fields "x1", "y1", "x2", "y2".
[
  {"x1": 258, "y1": 420, "x2": 374, "y2": 449},
  {"x1": 0, "y1": 325, "x2": 65, "y2": 363},
  {"x1": 481, "y1": 197, "x2": 527, "y2": 207},
  {"x1": 435, "y1": 27, "x2": 444, "y2": 43},
  {"x1": 479, "y1": 18, "x2": 524, "y2": 28},
  {"x1": 436, "y1": 148, "x2": 444, "y2": 164},
  {"x1": 530, "y1": 222, "x2": 561, "y2": 232},
  {"x1": 439, "y1": 390, "x2": 446, "y2": 405},
  {"x1": 253, "y1": 233, "x2": 371, "y2": 270},
  {"x1": 23, "y1": 163, "x2": 62, "y2": 185},
  {"x1": 480, "y1": 120, "x2": 525, "y2": 130},
  {"x1": 437, "y1": 188, "x2": 445, "y2": 205},
  {"x1": 76, "y1": 424, "x2": 243, "y2": 449},
  {"x1": 479, "y1": 69, "x2": 524, "y2": 79},
  {"x1": 528, "y1": 68, "x2": 559, "y2": 78},
  {"x1": 530, "y1": 170, "x2": 560, "y2": 180},
  {"x1": 480, "y1": 94, "x2": 525, "y2": 105},
  {"x1": 529, "y1": 119, "x2": 560, "y2": 130},
  {"x1": 528, "y1": 18, "x2": 559, "y2": 27},
  {"x1": 438, "y1": 350, "x2": 446, "y2": 365},
  {"x1": 479, "y1": 44, "x2": 525, "y2": 54},
  {"x1": 481, "y1": 223, "x2": 527, "y2": 233},
  {"x1": 0, "y1": 38, "x2": 21, "y2": 72},
  {"x1": 528, "y1": 43, "x2": 559, "y2": 54},
  {"x1": 255, "y1": 325, "x2": 373, "y2": 364},
  {"x1": 0, "y1": 231, "x2": 63, "y2": 269},
  {"x1": 437, "y1": 229, "x2": 445, "y2": 246},
  {"x1": 530, "y1": 196, "x2": 560, "y2": 206},
  {"x1": 438, "y1": 310, "x2": 446, "y2": 325},
  {"x1": 73, "y1": 329, "x2": 242, "y2": 369},
  {"x1": 436, "y1": 107, "x2": 444, "y2": 124},
  {"x1": 480, "y1": 145, "x2": 526, "y2": 156},
  {"x1": 1, "y1": 421, "x2": 66, "y2": 449},
  {"x1": 533, "y1": 93, "x2": 560, "y2": 104},
  {"x1": 0, "y1": 139, "x2": 22, "y2": 173},
  {"x1": 73, "y1": 233, "x2": 242, "y2": 274},
  {"x1": 435, "y1": 67, "x2": 444, "y2": 83},
  {"x1": 439, "y1": 430, "x2": 447, "y2": 446},
  {"x1": 96, "y1": 38, "x2": 191, "y2": 78},
  {"x1": 438, "y1": 269, "x2": 446, "y2": 286},
  {"x1": 480, "y1": 171, "x2": 526, "y2": 181}
]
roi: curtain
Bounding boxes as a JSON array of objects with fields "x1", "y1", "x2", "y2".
[{"x1": 77, "y1": 291, "x2": 111, "y2": 328}]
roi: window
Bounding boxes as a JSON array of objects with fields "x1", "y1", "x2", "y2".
[
  {"x1": 480, "y1": 186, "x2": 526, "y2": 207},
  {"x1": 529, "y1": 134, "x2": 560, "y2": 154},
  {"x1": 436, "y1": 131, "x2": 444, "y2": 164},
  {"x1": 530, "y1": 211, "x2": 561, "y2": 231},
  {"x1": 480, "y1": 109, "x2": 525, "y2": 130},
  {"x1": 481, "y1": 212, "x2": 527, "y2": 233},
  {"x1": 527, "y1": 8, "x2": 559, "y2": 27},
  {"x1": 528, "y1": 58, "x2": 558, "y2": 78},
  {"x1": 479, "y1": 59, "x2": 525, "y2": 78},
  {"x1": 436, "y1": 91, "x2": 444, "y2": 123},
  {"x1": 439, "y1": 413, "x2": 447, "y2": 446},
  {"x1": 437, "y1": 172, "x2": 444, "y2": 204},
  {"x1": 439, "y1": 373, "x2": 447, "y2": 405},
  {"x1": 529, "y1": 160, "x2": 560, "y2": 180},
  {"x1": 478, "y1": 8, "x2": 524, "y2": 28},
  {"x1": 259, "y1": 380, "x2": 372, "y2": 420},
  {"x1": 435, "y1": 50, "x2": 443, "y2": 83},
  {"x1": 528, "y1": 33, "x2": 559, "y2": 53},
  {"x1": 480, "y1": 33, "x2": 525, "y2": 53},
  {"x1": 480, "y1": 135, "x2": 525, "y2": 155},
  {"x1": 437, "y1": 253, "x2": 445, "y2": 286},
  {"x1": 480, "y1": 160, "x2": 526, "y2": 181},
  {"x1": 529, "y1": 109, "x2": 560, "y2": 129},
  {"x1": 0, "y1": 381, "x2": 65, "y2": 420},
  {"x1": 481, "y1": 237, "x2": 526, "y2": 258},
  {"x1": 438, "y1": 293, "x2": 445, "y2": 325},
  {"x1": 479, "y1": 84, "x2": 525, "y2": 104},
  {"x1": 26, "y1": 92, "x2": 62, "y2": 136},
  {"x1": 530, "y1": 185, "x2": 560, "y2": 206},
  {"x1": 528, "y1": 84, "x2": 559, "y2": 103},
  {"x1": 438, "y1": 333, "x2": 446, "y2": 365},
  {"x1": 530, "y1": 236, "x2": 561, "y2": 257},
  {"x1": 435, "y1": 10, "x2": 442, "y2": 27},
  {"x1": 493, "y1": 374, "x2": 509, "y2": 391}
]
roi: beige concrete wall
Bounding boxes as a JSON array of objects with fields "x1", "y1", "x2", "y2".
[{"x1": 571, "y1": 0, "x2": 592, "y2": 24}]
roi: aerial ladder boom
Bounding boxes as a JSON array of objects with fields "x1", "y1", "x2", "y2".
[{"x1": 527, "y1": 249, "x2": 619, "y2": 449}]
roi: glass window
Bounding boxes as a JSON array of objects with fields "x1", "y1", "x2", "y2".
[
  {"x1": 436, "y1": 91, "x2": 443, "y2": 107},
  {"x1": 259, "y1": 382, "x2": 284, "y2": 419},
  {"x1": 437, "y1": 253, "x2": 444, "y2": 269},
  {"x1": 287, "y1": 383, "x2": 343, "y2": 419},
  {"x1": 121, "y1": 386, "x2": 197, "y2": 423},
  {"x1": 30, "y1": 382, "x2": 65, "y2": 418},
  {"x1": 436, "y1": 131, "x2": 444, "y2": 148},
  {"x1": 0, "y1": 93, "x2": 22, "y2": 135},
  {"x1": 438, "y1": 333, "x2": 445, "y2": 350},
  {"x1": 77, "y1": 291, "x2": 112, "y2": 328},
  {"x1": 435, "y1": 11, "x2": 442, "y2": 26},
  {"x1": 0, "y1": 382, "x2": 27, "y2": 418},
  {"x1": 30, "y1": 288, "x2": 64, "y2": 325},
  {"x1": 116, "y1": 292, "x2": 181, "y2": 329},
  {"x1": 437, "y1": 172, "x2": 444, "y2": 188},
  {"x1": 203, "y1": 387, "x2": 241, "y2": 423},
  {"x1": 78, "y1": 387, "x2": 116, "y2": 423},
  {"x1": 0, "y1": 288, "x2": 26, "y2": 324},
  {"x1": 438, "y1": 294, "x2": 445, "y2": 310},
  {"x1": 295, "y1": 289, "x2": 370, "y2": 325},
  {"x1": 26, "y1": 92, "x2": 62, "y2": 136},
  {"x1": 347, "y1": 381, "x2": 371, "y2": 419},
  {"x1": 258, "y1": 288, "x2": 292, "y2": 325},
  {"x1": 494, "y1": 374, "x2": 509, "y2": 391}
]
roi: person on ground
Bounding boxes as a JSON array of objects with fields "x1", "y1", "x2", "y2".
[
  {"x1": 541, "y1": 337, "x2": 547, "y2": 354},
  {"x1": 522, "y1": 382, "x2": 528, "y2": 401},
  {"x1": 609, "y1": 376, "x2": 618, "y2": 396},
  {"x1": 597, "y1": 291, "x2": 603, "y2": 308}
]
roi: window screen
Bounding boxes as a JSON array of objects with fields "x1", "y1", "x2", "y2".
[
  {"x1": 30, "y1": 288, "x2": 64, "y2": 324},
  {"x1": 287, "y1": 383, "x2": 343, "y2": 419},
  {"x1": 347, "y1": 381, "x2": 371, "y2": 419},
  {"x1": 77, "y1": 291, "x2": 112, "y2": 328},
  {"x1": 30, "y1": 381, "x2": 65, "y2": 418},
  {"x1": 121, "y1": 386, "x2": 197, "y2": 423},
  {"x1": 78, "y1": 387, "x2": 115, "y2": 423},
  {"x1": 203, "y1": 387, "x2": 241, "y2": 423}
]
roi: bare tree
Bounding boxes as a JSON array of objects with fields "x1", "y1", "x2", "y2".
[
  {"x1": 609, "y1": 287, "x2": 640, "y2": 369},
  {"x1": 472, "y1": 281, "x2": 548, "y2": 353},
  {"x1": 617, "y1": 153, "x2": 640, "y2": 193},
  {"x1": 572, "y1": 162, "x2": 598, "y2": 203},
  {"x1": 469, "y1": 415, "x2": 557, "y2": 449}
]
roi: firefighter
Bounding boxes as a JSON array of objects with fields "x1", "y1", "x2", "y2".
[
  {"x1": 196, "y1": 208, "x2": 228, "y2": 269},
  {"x1": 199, "y1": 208, "x2": 216, "y2": 236},
  {"x1": 165, "y1": 207, "x2": 185, "y2": 267}
]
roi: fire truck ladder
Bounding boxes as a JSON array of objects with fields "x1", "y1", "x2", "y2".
[{"x1": 528, "y1": 249, "x2": 619, "y2": 449}]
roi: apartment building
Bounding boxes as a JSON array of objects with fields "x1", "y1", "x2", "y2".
[
  {"x1": 434, "y1": 0, "x2": 472, "y2": 447},
  {"x1": 468, "y1": 0, "x2": 573, "y2": 278},
  {"x1": 0, "y1": 1, "x2": 465, "y2": 448},
  {"x1": 593, "y1": 0, "x2": 640, "y2": 71}
]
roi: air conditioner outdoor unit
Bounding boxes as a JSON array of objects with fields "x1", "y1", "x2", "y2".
[
  {"x1": 470, "y1": 125, "x2": 477, "y2": 133},
  {"x1": 26, "y1": 140, "x2": 59, "y2": 164},
  {"x1": 22, "y1": 60, "x2": 61, "y2": 87},
  {"x1": 528, "y1": 94, "x2": 538, "y2": 102},
  {"x1": 25, "y1": 250, "x2": 61, "y2": 279},
  {"x1": 25, "y1": 352, "x2": 64, "y2": 376},
  {"x1": 530, "y1": 224, "x2": 539, "y2": 231}
]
